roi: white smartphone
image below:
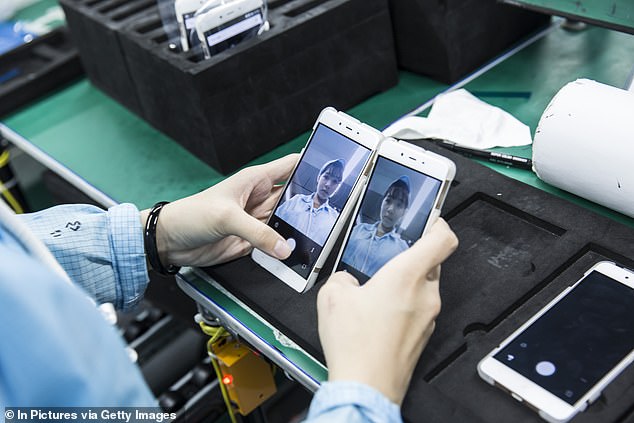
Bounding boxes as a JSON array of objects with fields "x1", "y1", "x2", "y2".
[
  {"x1": 195, "y1": 0, "x2": 264, "y2": 59},
  {"x1": 333, "y1": 138, "x2": 455, "y2": 284},
  {"x1": 174, "y1": 0, "x2": 217, "y2": 51},
  {"x1": 478, "y1": 261, "x2": 634, "y2": 423},
  {"x1": 252, "y1": 107, "x2": 383, "y2": 293}
]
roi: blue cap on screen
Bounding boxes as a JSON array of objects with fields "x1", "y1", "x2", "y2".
[
  {"x1": 319, "y1": 158, "x2": 346, "y2": 177},
  {"x1": 317, "y1": 159, "x2": 346, "y2": 179},
  {"x1": 388, "y1": 175, "x2": 410, "y2": 193},
  {"x1": 396, "y1": 175, "x2": 410, "y2": 192},
  {"x1": 386, "y1": 175, "x2": 411, "y2": 207}
]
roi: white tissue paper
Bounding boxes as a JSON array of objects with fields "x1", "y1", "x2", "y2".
[
  {"x1": 383, "y1": 89, "x2": 532, "y2": 149},
  {"x1": 533, "y1": 79, "x2": 634, "y2": 218}
]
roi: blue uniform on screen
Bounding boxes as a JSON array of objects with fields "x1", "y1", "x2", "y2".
[
  {"x1": 343, "y1": 176, "x2": 410, "y2": 277},
  {"x1": 276, "y1": 159, "x2": 345, "y2": 246}
]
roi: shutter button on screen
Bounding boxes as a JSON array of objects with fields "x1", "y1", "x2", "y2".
[
  {"x1": 286, "y1": 238, "x2": 296, "y2": 251},
  {"x1": 536, "y1": 361, "x2": 556, "y2": 376}
]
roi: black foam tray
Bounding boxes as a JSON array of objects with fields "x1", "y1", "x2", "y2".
[
  {"x1": 388, "y1": 0, "x2": 551, "y2": 83},
  {"x1": 59, "y1": 0, "x2": 398, "y2": 173},
  {"x1": 202, "y1": 140, "x2": 634, "y2": 422},
  {"x1": 0, "y1": 27, "x2": 83, "y2": 117},
  {"x1": 60, "y1": 0, "x2": 147, "y2": 116}
]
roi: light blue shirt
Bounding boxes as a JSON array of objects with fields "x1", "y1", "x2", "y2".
[
  {"x1": 342, "y1": 222, "x2": 409, "y2": 277},
  {"x1": 275, "y1": 193, "x2": 339, "y2": 246},
  {"x1": 0, "y1": 203, "x2": 155, "y2": 406},
  {"x1": 0, "y1": 203, "x2": 401, "y2": 422},
  {"x1": 306, "y1": 382, "x2": 401, "y2": 423}
]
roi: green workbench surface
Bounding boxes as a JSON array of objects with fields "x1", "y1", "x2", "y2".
[{"x1": 504, "y1": 0, "x2": 634, "y2": 34}]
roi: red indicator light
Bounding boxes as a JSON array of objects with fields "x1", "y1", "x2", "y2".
[{"x1": 222, "y1": 375, "x2": 233, "y2": 385}]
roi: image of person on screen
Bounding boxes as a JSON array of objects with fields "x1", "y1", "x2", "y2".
[
  {"x1": 275, "y1": 158, "x2": 345, "y2": 246},
  {"x1": 342, "y1": 175, "x2": 411, "y2": 277}
]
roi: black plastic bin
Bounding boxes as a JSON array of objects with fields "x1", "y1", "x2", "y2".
[
  {"x1": 60, "y1": 0, "x2": 398, "y2": 173},
  {"x1": 0, "y1": 27, "x2": 83, "y2": 117},
  {"x1": 389, "y1": 0, "x2": 551, "y2": 84}
]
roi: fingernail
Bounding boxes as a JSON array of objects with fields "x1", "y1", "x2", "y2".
[{"x1": 273, "y1": 239, "x2": 292, "y2": 258}]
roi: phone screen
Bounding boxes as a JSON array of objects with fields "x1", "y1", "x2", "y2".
[
  {"x1": 183, "y1": 12, "x2": 200, "y2": 50},
  {"x1": 494, "y1": 270, "x2": 634, "y2": 404},
  {"x1": 336, "y1": 156, "x2": 442, "y2": 284},
  {"x1": 184, "y1": 12, "x2": 197, "y2": 30},
  {"x1": 203, "y1": 9, "x2": 262, "y2": 56},
  {"x1": 268, "y1": 123, "x2": 372, "y2": 279}
]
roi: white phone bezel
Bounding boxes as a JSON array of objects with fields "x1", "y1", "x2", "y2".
[
  {"x1": 251, "y1": 107, "x2": 383, "y2": 293},
  {"x1": 331, "y1": 137, "x2": 456, "y2": 279},
  {"x1": 477, "y1": 261, "x2": 634, "y2": 423},
  {"x1": 195, "y1": 0, "x2": 263, "y2": 55},
  {"x1": 175, "y1": 0, "x2": 215, "y2": 51}
]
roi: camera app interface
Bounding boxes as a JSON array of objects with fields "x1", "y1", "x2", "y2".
[
  {"x1": 495, "y1": 270, "x2": 634, "y2": 404},
  {"x1": 269, "y1": 123, "x2": 372, "y2": 279},
  {"x1": 203, "y1": 9, "x2": 262, "y2": 56},
  {"x1": 337, "y1": 156, "x2": 442, "y2": 284}
]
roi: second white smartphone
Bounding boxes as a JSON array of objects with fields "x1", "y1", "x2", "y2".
[
  {"x1": 478, "y1": 261, "x2": 634, "y2": 423},
  {"x1": 195, "y1": 0, "x2": 264, "y2": 59},
  {"x1": 252, "y1": 107, "x2": 383, "y2": 293},
  {"x1": 333, "y1": 138, "x2": 455, "y2": 284},
  {"x1": 174, "y1": 0, "x2": 216, "y2": 51}
]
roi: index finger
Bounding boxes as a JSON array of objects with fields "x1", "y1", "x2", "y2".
[
  {"x1": 255, "y1": 153, "x2": 300, "y2": 186},
  {"x1": 402, "y1": 218, "x2": 458, "y2": 270}
]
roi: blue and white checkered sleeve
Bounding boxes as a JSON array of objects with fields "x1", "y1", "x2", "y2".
[
  {"x1": 304, "y1": 381, "x2": 402, "y2": 423},
  {"x1": 18, "y1": 203, "x2": 149, "y2": 310}
]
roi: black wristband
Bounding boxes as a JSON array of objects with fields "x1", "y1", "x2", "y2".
[{"x1": 144, "y1": 201, "x2": 180, "y2": 275}]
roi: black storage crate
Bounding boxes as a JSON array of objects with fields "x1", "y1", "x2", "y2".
[
  {"x1": 0, "y1": 27, "x2": 83, "y2": 117},
  {"x1": 389, "y1": 0, "x2": 551, "y2": 83},
  {"x1": 60, "y1": 0, "x2": 149, "y2": 116},
  {"x1": 60, "y1": 0, "x2": 398, "y2": 173}
]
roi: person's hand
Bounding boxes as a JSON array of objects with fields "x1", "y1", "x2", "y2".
[
  {"x1": 140, "y1": 154, "x2": 298, "y2": 268},
  {"x1": 317, "y1": 218, "x2": 458, "y2": 405}
]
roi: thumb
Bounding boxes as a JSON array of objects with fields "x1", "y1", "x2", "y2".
[
  {"x1": 226, "y1": 210, "x2": 292, "y2": 259},
  {"x1": 317, "y1": 271, "x2": 360, "y2": 314},
  {"x1": 327, "y1": 271, "x2": 361, "y2": 288}
]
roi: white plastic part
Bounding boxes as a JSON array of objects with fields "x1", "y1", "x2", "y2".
[{"x1": 533, "y1": 79, "x2": 634, "y2": 218}]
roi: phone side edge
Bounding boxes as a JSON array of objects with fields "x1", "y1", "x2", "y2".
[
  {"x1": 478, "y1": 356, "x2": 578, "y2": 423},
  {"x1": 251, "y1": 248, "x2": 308, "y2": 293}
]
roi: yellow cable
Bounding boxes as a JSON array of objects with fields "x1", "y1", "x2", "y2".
[
  {"x1": 0, "y1": 150, "x2": 9, "y2": 168},
  {"x1": 0, "y1": 180, "x2": 24, "y2": 214},
  {"x1": 199, "y1": 322, "x2": 238, "y2": 423},
  {"x1": 209, "y1": 347, "x2": 238, "y2": 423},
  {"x1": 198, "y1": 321, "x2": 224, "y2": 337}
]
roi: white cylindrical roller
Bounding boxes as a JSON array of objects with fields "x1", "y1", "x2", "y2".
[{"x1": 533, "y1": 79, "x2": 634, "y2": 217}]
